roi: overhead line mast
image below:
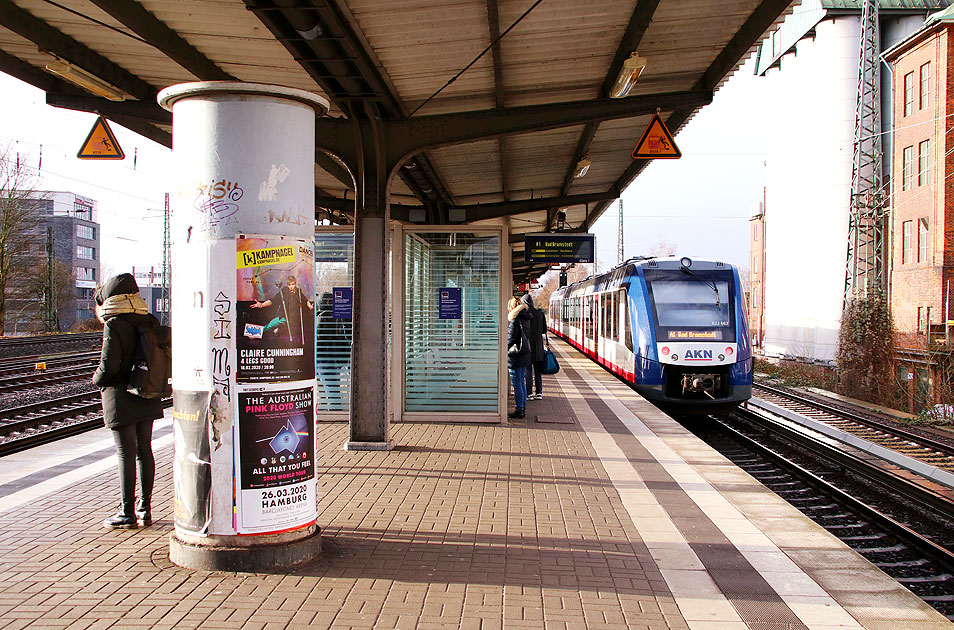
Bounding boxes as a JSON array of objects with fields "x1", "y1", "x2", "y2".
[{"x1": 844, "y1": 0, "x2": 888, "y2": 306}]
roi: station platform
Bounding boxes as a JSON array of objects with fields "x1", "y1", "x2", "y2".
[{"x1": 0, "y1": 341, "x2": 950, "y2": 629}]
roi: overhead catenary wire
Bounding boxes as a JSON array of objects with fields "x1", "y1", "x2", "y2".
[{"x1": 408, "y1": 0, "x2": 545, "y2": 116}]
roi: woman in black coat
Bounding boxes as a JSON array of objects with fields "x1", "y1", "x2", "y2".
[
  {"x1": 507, "y1": 296, "x2": 532, "y2": 419},
  {"x1": 520, "y1": 293, "x2": 547, "y2": 400},
  {"x1": 92, "y1": 273, "x2": 164, "y2": 529}
]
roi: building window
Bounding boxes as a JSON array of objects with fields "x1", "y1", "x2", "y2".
[
  {"x1": 73, "y1": 202, "x2": 92, "y2": 220},
  {"x1": 920, "y1": 62, "x2": 931, "y2": 110},
  {"x1": 76, "y1": 224, "x2": 95, "y2": 240},
  {"x1": 927, "y1": 306, "x2": 933, "y2": 330},
  {"x1": 918, "y1": 140, "x2": 930, "y2": 186},
  {"x1": 918, "y1": 217, "x2": 929, "y2": 263},
  {"x1": 77, "y1": 287, "x2": 94, "y2": 300},
  {"x1": 902, "y1": 220, "x2": 912, "y2": 264},
  {"x1": 753, "y1": 224, "x2": 758, "y2": 241},
  {"x1": 77, "y1": 309, "x2": 94, "y2": 320},
  {"x1": 772, "y1": 29, "x2": 782, "y2": 57},
  {"x1": 904, "y1": 71, "x2": 915, "y2": 116},
  {"x1": 917, "y1": 307, "x2": 924, "y2": 333},
  {"x1": 76, "y1": 245, "x2": 95, "y2": 260},
  {"x1": 77, "y1": 267, "x2": 96, "y2": 282},
  {"x1": 902, "y1": 146, "x2": 914, "y2": 190}
]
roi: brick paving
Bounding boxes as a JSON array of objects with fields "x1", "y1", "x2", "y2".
[{"x1": 0, "y1": 393, "x2": 686, "y2": 629}]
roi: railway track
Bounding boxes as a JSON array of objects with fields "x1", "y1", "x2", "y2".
[
  {"x1": 686, "y1": 408, "x2": 954, "y2": 620},
  {"x1": 0, "y1": 393, "x2": 172, "y2": 456},
  {"x1": 752, "y1": 383, "x2": 954, "y2": 472}
]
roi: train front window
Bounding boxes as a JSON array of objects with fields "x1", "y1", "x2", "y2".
[{"x1": 644, "y1": 270, "x2": 735, "y2": 340}]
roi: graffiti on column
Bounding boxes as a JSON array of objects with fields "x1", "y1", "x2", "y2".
[
  {"x1": 193, "y1": 179, "x2": 243, "y2": 232},
  {"x1": 212, "y1": 291, "x2": 232, "y2": 340}
]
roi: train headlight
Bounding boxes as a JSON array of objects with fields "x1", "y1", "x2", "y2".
[
  {"x1": 718, "y1": 354, "x2": 725, "y2": 361},
  {"x1": 671, "y1": 354, "x2": 678, "y2": 361},
  {"x1": 680, "y1": 256, "x2": 692, "y2": 268}
]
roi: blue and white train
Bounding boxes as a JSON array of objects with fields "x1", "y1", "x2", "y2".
[{"x1": 549, "y1": 256, "x2": 752, "y2": 414}]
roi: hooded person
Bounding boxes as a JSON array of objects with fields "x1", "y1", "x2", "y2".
[
  {"x1": 520, "y1": 293, "x2": 547, "y2": 399},
  {"x1": 92, "y1": 273, "x2": 164, "y2": 529}
]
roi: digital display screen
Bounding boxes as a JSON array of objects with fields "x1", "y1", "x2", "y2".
[
  {"x1": 524, "y1": 233, "x2": 595, "y2": 263},
  {"x1": 667, "y1": 331, "x2": 719, "y2": 340}
]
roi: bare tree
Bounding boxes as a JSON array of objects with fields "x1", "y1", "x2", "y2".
[
  {"x1": 0, "y1": 145, "x2": 44, "y2": 333},
  {"x1": 648, "y1": 239, "x2": 677, "y2": 257}
]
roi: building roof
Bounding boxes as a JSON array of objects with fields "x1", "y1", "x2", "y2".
[
  {"x1": 884, "y1": 2, "x2": 954, "y2": 59},
  {"x1": 755, "y1": 0, "x2": 949, "y2": 75}
]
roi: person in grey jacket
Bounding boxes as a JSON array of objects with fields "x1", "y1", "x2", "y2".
[{"x1": 93, "y1": 273, "x2": 164, "y2": 529}]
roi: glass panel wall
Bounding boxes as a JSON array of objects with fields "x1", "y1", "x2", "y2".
[
  {"x1": 315, "y1": 232, "x2": 354, "y2": 414},
  {"x1": 404, "y1": 232, "x2": 500, "y2": 413}
]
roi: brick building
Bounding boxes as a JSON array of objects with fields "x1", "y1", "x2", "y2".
[
  {"x1": 885, "y1": 7, "x2": 954, "y2": 412},
  {"x1": 748, "y1": 197, "x2": 766, "y2": 349}
]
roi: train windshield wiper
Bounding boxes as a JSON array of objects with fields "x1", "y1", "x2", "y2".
[{"x1": 679, "y1": 266, "x2": 720, "y2": 306}]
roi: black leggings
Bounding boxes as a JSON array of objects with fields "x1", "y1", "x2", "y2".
[{"x1": 110, "y1": 420, "x2": 155, "y2": 512}]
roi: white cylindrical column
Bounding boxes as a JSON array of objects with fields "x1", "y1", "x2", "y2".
[{"x1": 158, "y1": 82, "x2": 329, "y2": 571}]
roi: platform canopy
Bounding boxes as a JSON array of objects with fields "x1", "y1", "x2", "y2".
[{"x1": 0, "y1": 0, "x2": 795, "y2": 281}]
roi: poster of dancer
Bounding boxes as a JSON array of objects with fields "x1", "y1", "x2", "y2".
[
  {"x1": 236, "y1": 385, "x2": 316, "y2": 533},
  {"x1": 236, "y1": 236, "x2": 315, "y2": 383}
]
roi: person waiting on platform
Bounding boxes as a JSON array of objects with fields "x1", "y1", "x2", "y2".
[
  {"x1": 507, "y1": 296, "x2": 532, "y2": 419},
  {"x1": 520, "y1": 293, "x2": 547, "y2": 400},
  {"x1": 92, "y1": 273, "x2": 164, "y2": 529},
  {"x1": 251, "y1": 275, "x2": 314, "y2": 344}
]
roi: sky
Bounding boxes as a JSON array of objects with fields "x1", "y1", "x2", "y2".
[
  {"x1": 591, "y1": 55, "x2": 767, "y2": 274},
  {"x1": 0, "y1": 72, "x2": 174, "y2": 279},
  {"x1": 0, "y1": 54, "x2": 767, "y2": 277}
]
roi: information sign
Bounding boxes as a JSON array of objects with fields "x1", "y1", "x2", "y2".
[
  {"x1": 332, "y1": 287, "x2": 353, "y2": 319},
  {"x1": 439, "y1": 287, "x2": 462, "y2": 319},
  {"x1": 524, "y1": 233, "x2": 595, "y2": 263}
]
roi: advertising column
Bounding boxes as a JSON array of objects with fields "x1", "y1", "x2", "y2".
[{"x1": 159, "y1": 82, "x2": 328, "y2": 571}]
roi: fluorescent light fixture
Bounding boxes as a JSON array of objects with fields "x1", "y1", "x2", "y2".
[
  {"x1": 610, "y1": 52, "x2": 647, "y2": 98},
  {"x1": 45, "y1": 59, "x2": 125, "y2": 101},
  {"x1": 573, "y1": 157, "x2": 591, "y2": 178}
]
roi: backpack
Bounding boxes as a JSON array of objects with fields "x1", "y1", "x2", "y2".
[{"x1": 127, "y1": 320, "x2": 172, "y2": 399}]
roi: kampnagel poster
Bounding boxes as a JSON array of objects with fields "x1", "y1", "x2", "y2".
[{"x1": 236, "y1": 236, "x2": 315, "y2": 383}]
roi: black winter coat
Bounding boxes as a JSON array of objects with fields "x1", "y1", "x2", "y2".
[
  {"x1": 526, "y1": 308, "x2": 546, "y2": 363},
  {"x1": 507, "y1": 309, "x2": 532, "y2": 369},
  {"x1": 92, "y1": 276, "x2": 164, "y2": 429}
]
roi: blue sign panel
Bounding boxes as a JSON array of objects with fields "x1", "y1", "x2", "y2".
[
  {"x1": 438, "y1": 287, "x2": 462, "y2": 319},
  {"x1": 524, "y1": 233, "x2": 595, "y2": 263},
  {"x1": 332, "y1": 287, "x2": 353, "y2": 319}
]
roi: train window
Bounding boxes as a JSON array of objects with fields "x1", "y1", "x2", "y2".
[{"x1": 621, "y1": 290, "x2": 632, "y2": 351}]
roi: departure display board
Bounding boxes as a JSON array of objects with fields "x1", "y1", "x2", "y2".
[{"x1": 524, "y1": 233, "x2": 595, "y2": 263}]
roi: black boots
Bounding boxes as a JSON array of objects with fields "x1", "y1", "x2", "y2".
[
  {"x1": 507, "y1": 408, "x2": 525, "y2": 419},
  {"x1": 104, "y1": 508, "x2": 138, "y2": 530},
  {"x1": 104, "y1": 497, "x2": 151, "y2": 529},
  {"x1": 136, "y1": 497, "x2": 152, "y2": 526}
]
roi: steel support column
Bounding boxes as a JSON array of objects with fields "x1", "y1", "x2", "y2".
[{"x1": 342, "y1": 103, "x2": 393, "y2": 450}]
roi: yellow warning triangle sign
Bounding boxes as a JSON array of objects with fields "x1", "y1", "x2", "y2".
[
  {"x1": 632, "y1": 113, "x2": 681, "y2": 159},
  {"x1": 77, "y1": 116, "x2": 124, "y2": 159}
]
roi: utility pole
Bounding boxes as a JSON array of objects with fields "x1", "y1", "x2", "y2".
[
  {"x1": 617, "y1": 198, "x2": 624, "y2": 265},
  {"x1": 161, "y1": 192, "x2": 171, "y2": 325},
  {"x1": 44, "y1": 225, "x2": 56, "y2": 332},
  {"x1": 844, "y1": 0, "x2": 888, "y2": 306}
]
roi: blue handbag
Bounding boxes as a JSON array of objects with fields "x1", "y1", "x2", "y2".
[{"x1": 541, "y1": 348, "x2": 560, "y2": 375}]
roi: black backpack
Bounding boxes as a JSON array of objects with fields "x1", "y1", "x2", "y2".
[{"x1": 127, "y1": 320, "x2": 172, "y2": 399}]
